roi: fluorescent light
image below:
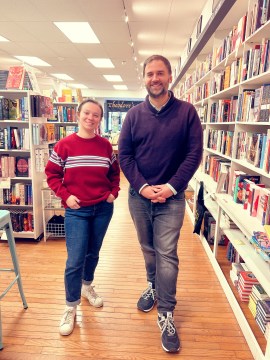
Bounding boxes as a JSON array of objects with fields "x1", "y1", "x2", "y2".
[
  {"x1": 103, "y1": 75, "x2": 123, "y2": 82},
  {"x1": 0, "y1": 35, "x2": 9, "y2": 42},
  {"x1": 54, "y1": 22, "x2": 100, "y2": 43},
  {"x1": 113, "y1": 85, "x2": 128, "y2": 90},
  {"x1": 69, "y1": 83, "x2": 88, "y2": 89},
  {"x1": 88, "y1": 58, "x2": 114, "y2": 68},
  {"x1": 14, "y1": 56, "x2": 51, "y2": 66},
  {"x1": 51, "y1": 73, "x2": 74, "y2": 80}
]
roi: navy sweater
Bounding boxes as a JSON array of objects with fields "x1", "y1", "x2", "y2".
[{"x1": 118, "y1": 92, "x2": 203, "y2": 193}]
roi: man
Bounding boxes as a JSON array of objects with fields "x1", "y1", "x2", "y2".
[{"x1": 118, "y1": 55, "x2": 203, "y2": 353}]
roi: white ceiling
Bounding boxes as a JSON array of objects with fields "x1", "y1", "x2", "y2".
[{"x1": 0, "y1": 0, "x2": 209, "y2": 96}]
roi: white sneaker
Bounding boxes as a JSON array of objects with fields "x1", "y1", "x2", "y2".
[
  {"x1": 81, "y1": 285, "x2": 103, "y2": 307},
  {"x1": 59, "y1": 306, "x2": 76, "y2": 336}
]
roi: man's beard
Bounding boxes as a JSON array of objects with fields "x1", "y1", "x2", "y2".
[{"x1": 146, "y1": 84, "x2": 167, "y2": 98}]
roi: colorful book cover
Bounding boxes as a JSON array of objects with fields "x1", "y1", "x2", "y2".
[{"x1": 5, "y1": 66, "x2": 25, "y2": 89}]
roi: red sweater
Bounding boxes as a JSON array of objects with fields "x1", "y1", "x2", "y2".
[{"x1": 45, "y1": 133, "x2": 120, "y2": 208}]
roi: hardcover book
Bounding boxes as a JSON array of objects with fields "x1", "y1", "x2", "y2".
[{"x1": 5, "y1": 66, "x2": 25, "y2": 89}]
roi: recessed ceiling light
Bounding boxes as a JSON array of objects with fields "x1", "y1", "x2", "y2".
[
  {"x1": 0, "y1": 35, "x2": 9, "y2": 42},
  {"x1": 51, "y1": 73, "x2": 74, "y2": 80},
  {"x1": 113, "y1": 85, "x2": 128, "y2": 90},
  {"x1": 103, "y1": 75, "x2": 123, "y2": 82},
  {"x1": 54, "y1": 22, "x2": 100, "y2": 43},
  {"x1": 14, "y1": 56, "x2": 51, "y2": 66},
  {"x1": 88, "y1": 58, "x2": 114, "y2": 68},
  {"x1": 69, "y1": 83, "x2": 88, "y2": 89}
]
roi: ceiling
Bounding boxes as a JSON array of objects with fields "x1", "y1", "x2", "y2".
[{"x1": 0, "y1": 0, "x2": 210, "y2": 96}]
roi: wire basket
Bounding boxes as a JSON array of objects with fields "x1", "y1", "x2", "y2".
[{"x1": 46, "y1": 223, "x2": 65, "y2": 237}]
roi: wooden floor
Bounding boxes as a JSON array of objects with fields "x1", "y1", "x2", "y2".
[{"x1": 0, "y1": 175, "x2": 254, "y2": 360}]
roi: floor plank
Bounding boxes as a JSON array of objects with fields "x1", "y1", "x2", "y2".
[{"x1": 0, "y1": 174, "x2": 255, "y2": 359}]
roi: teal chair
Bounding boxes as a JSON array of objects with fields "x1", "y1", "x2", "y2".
[{"x1": 0, "y1": 210, "x2": 28, "y2": 350}]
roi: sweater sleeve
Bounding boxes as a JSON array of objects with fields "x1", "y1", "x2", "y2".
[
  {"x1": 167, "y1": 106, "x2": 203, "y2": 192},
  {"x1": 118, "y1": 114, "x2": 148, "y2": 192},
  {"x1": 45, "y1": 147, "x2": 71, "y2": 202}
]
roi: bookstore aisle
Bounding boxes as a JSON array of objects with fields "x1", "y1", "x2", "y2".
[{"x1": 0, "y1": 174, "x2": 253, "y2": 360}]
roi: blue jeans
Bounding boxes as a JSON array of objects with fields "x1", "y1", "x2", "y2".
[
  {"x1": 128, "y1": 187, "x2": 185, "y2": 313},
  {"x1": 64, "y1": 202, "x2": 113, "y2": 306}
]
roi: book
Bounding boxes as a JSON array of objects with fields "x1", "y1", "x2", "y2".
[
  {"x1": 233, "y1": 174, "x2": 261, "y2": 204},
  {"x1": 15, "y1": 156, "x2": 30, "y2": 177},
  {"x1": 5, "y1": 66, "x2": 26, "y2": 89}
]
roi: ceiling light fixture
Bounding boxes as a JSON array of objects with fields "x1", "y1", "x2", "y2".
[
  {"x1": 0, "y1": 35, "x2": 9, "y2": 42},
  {"x1": 88, "y1": 58, "x2": 114, "y2": 68},
  {"x1": 113, "y1": 85, "x2": 128, "y2": 90},
  {"x1": 103, "y1": 75, "x2": 123, "y2": 82},
  {"x1": 51, "y1": 73, "x2": 74, "y2": 80},
  {"x1": 54, "y1": 22, "x2": 100, "y2": 43},
  {"x1": 14, "y1": 56, "x2": 51, "y2": 66}
]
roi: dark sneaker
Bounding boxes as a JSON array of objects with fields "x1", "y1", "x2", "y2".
[
  {"x1": 157, "y1": 312, "x2": 180, "y2": 353},
  {"x1": 137, "y1": 282, "x2": 157, "y2": 312}
]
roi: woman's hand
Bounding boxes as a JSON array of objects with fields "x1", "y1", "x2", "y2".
[
  {"x1": 66, "y1": 195, "x2": 81, "y2": 209},
  {"x1": 106, "y1": 194, "x2": 115, "y2": 203}
]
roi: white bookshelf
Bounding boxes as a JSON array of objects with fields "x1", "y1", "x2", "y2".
[
  {"x1": 0, "y1": 90, "x2": 50, "y2": 241},
  {"x1": 176, "y1": 1, "x2": 270, "y2": 359}
]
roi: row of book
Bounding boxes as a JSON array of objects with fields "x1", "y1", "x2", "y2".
[
  {"x1": 188, "y1": 63, "x2": 270, "y2": 115},
  {"x1": 207, "y1": 129, "x2": 234, "y2": 157},
  {"x1": 0, "y1": 97, "x2": 29, "y2": 121},
  {"x1": 204, "y1": 155, "x2": 231, "y2": 192},
  {"x1": 236, "y1": 84, "x2": 270, "y2": 123},
  {"x1": 34, "y1": 148, "x2": 50, "y2": 173},
  {"x1": 0, "y1": 155, "x2": 31, "y2": 178},
  {"x1": 232, "y1": 171, "x2": 270, "y2": 226},
  {"x1": 236, "y1": 130, "x2": 270, "y2": 172},
  {"x1": 49, "y1": 105, "x2": 78, "y2": 123},
  {"x1": 9, "y1": 210, "x2": 34, "y2": 233},
  {"x1": 0, "y1": 184, "x2": 33, "y2": 206},
  {"x1": 179, "y1": 0, "x2": 270, "y2": 96},
  {"x1": 30, "y1": 95, "x2": 53, "y2": 118},
  {"x1": 32, "y1": 123, "x2": 78, "y2": 146},
  {"x1": 0, "y1": 126, "x2": 30, "y2": 150}
]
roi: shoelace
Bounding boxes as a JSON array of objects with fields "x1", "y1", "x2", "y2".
[
  {"x1": 89, "y1": 285, "x2": 99, "y2": 299},
  {"x1": 160, "y1": 315, "x2": 176, "y2": 336},
  {"x1": 142, "y1": 286, "x2": 156, "y2": 300},
  {"x1": 62, "y1": 308, "x2": 74, "y2": 324}
]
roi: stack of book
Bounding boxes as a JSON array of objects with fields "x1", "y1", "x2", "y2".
[
  {"x1": 248, "y1": 284, "x2": 270, "y2": 318},
  {"x1": 237, "y1": 271, "x2": 259, "y2": 302},
  {"x1": 230, "y1": 262, "x2": 248, "y2": 287},
  {"x1": 256, "y1": 300, "x2": 270, "y2": 335}
]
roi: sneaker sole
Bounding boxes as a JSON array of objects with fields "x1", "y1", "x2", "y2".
[
  {"x1": 81, "y1": 293, "x2": 103, "y2": 308},
  {"x1": 137, "y1": 299, "x2": 157, "y2": 312},
  {"x1": 161, "y1": 344, "x2": 180, "y2": 353}
]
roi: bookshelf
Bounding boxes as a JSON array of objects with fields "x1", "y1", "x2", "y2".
[
  {"x1": 49, "y1": 102, "x2": 78, "y2": 141},
  {"x1": 174, "y1": 1, "x2": 270, "y2": 359},
  {"x1": 0, "y1": 90, "x2": 52, "y2": 241}
]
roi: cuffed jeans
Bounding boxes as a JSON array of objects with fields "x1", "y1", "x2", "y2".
[
  {"x1": 128, "y1": 187, "x2": 185, "y2": 313},
  {"x1": 64, "y1": 202, "x2": 113, "y2": 307}
]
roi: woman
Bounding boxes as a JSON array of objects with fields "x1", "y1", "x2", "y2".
[{"x1": 45, "y1": 98, "x2": 120, "y2": 336}]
